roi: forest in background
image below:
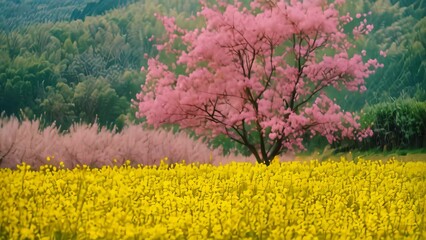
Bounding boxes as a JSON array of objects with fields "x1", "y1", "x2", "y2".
[{"x1": 0, "y1": 0, "x2": 424, "y2": 153}]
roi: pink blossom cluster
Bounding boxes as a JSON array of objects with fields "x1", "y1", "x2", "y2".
[{"x1": 136, "y1": 0, "x2": 381, "y2": 163}]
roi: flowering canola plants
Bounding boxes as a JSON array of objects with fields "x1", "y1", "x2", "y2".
[{"x1": 1, "y1": 158, "x2": 425, "y2": 239}]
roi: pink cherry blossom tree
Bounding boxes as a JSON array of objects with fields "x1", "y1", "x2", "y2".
[{"x1": 135, "y1": 0, "x2": 382, "y2": 165}]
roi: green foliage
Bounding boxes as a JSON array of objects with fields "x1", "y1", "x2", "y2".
[
  {"x1": 0, "y1": 0, "x2": 201, "y2": 131},
  {"x1": 0, "y1": 54, "x2": 56, "y2": 116},
  {"x1": 73, "y1": 76, "x2": 129, "y2": 130},
  {"x1": 305, "y1": 98, "x2": 426, "y2": 153},
  {"x1": 0, "y1": 0, "x2": 94, "y2": 32},
  {"x1": 333, "y1": 0, "x2": 425, "y2": 111},
  {"x1": 111, "y1": 70, "x2": 145, "y2": 101},
  {"x1": 70, "y1": 0, "x2": 135, "y2": 21},
  {"x1": 360, "y1": 98, "x2": 426, "y2": 150},
  {"x1": 39, "y1": 82, "x2": 75, "y2": 131}
]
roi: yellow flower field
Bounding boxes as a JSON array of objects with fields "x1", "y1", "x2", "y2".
[{"x1": 0, "y1": 158, "x2": 425, "y2": 240}]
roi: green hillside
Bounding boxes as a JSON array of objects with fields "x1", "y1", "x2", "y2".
[
  {"x1": 0, "y1": 0, "x2": 95, "y2": 32},
  {"x1": 0, "y1": 0, "x2": 200, "y2": 130}
]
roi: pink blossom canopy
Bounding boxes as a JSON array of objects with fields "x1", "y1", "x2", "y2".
[{"x1": 135, "y1": 0, "x2": 381, "y2": 165}]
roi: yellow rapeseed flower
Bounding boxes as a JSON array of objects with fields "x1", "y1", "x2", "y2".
[{"x1": 0, "y1": 157, "x2": 424, "y2": 239}]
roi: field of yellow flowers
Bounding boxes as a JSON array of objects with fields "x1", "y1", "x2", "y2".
[{"x1": 1, "y1": 157, "x2": 425, "y2": 239}]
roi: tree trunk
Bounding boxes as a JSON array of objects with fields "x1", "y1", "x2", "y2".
[{"x1": 251, "y1": 150, "x2": 273, "y2": 166}]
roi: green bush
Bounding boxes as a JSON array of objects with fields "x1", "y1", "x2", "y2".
[{"x1": 360, "y1": 98, "x2": 426, "y2": 150}]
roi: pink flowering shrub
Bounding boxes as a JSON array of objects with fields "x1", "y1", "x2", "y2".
[
  {"x1": 0, "y1": 117, "x2": 60, "y2": 168},
  {"x1": 0, "y1": 116, "x2": 225, "y2": 169}
]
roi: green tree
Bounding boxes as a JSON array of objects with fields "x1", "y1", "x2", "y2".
[
  {"x1": 73, "y1": 76, "x2": 128, "y2": 129},
  {"x1": 39, "y1": 82, "x2": 76, "y2": 130},
  {"x1": 0, "y1": 55, "x2": 56, "y2": 116},
  {"x1": 111, "y1": 70, "x2": 145, "y2": 101},
  {"x1": 3, "y1": 32, "x2": 22, "y2": 60}
]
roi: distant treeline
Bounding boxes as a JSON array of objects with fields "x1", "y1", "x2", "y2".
[
  {"x1": 0, "y1": 0, "x2": 93, "y2": 32},
  {"x1": 70, "y1": 0, "x2": 136, "y2": 21}
]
